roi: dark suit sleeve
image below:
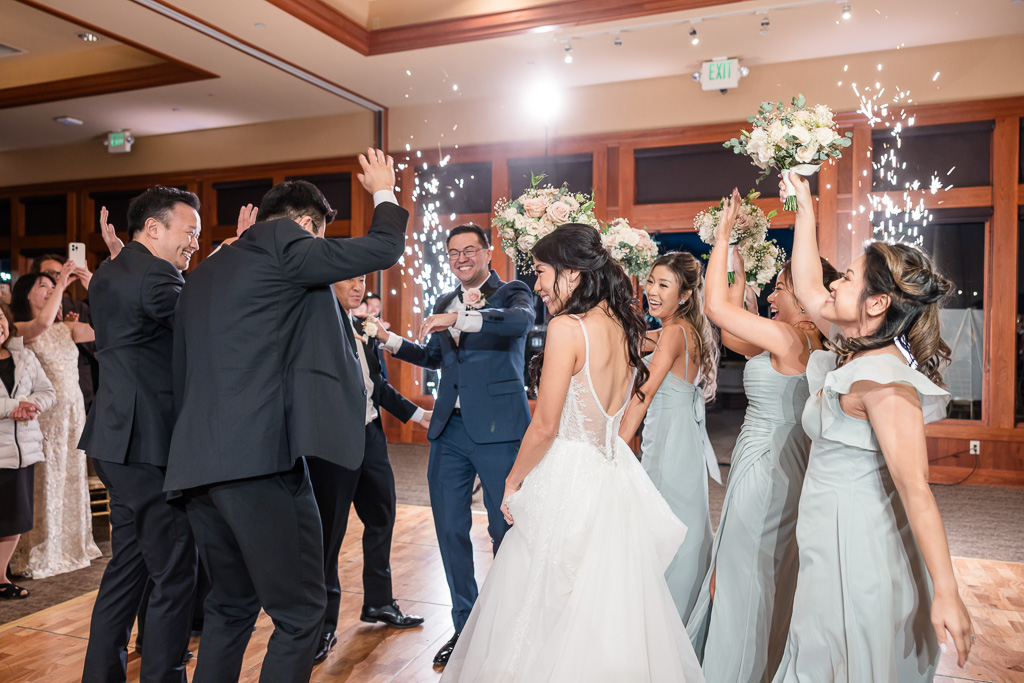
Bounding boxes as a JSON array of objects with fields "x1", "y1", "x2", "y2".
[
  {"x1": 141, "y1": 259, "x2": 185, "y2": 330},
  {"x1": 478, "y1": 280, "x2": 536, "y2": 337},
  {"x1": 172, "y1": 298, "x2": 186, "y2": 416},
  {"x1": 377, "y1": 378, "x2": 420, "y2": 422},
  {"x1": 390, "y1": 333, "x2": 443, "y2": 370},
  {"x1": 278, "y1": 202, "x2": 408, "y2": 288}
]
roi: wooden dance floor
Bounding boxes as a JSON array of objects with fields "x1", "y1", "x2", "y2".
[{"x1": 1, "y1": 504, "x2": 1022, "y2": 682}]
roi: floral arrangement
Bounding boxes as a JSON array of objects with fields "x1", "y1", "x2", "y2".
[
  {"x1": 600, "y1": 218, "x2": 659, "y2": 279},
  {"x1": 739, "y1": 239, "x2": 788, "y2": 289},
  {"x1": 694, "y1": 189, "x2": 776, "y2": 283},
  {"x1": 492, "y1": 172, "x2": 598, "y2": 270},
  {"x1": 361, "y1": 317, "x2": 378, "y2": 340},
  {"x1": 724, "y1": 95, "x2": 852, "y2": 211}
]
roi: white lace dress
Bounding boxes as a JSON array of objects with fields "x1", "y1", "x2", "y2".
[
  {"x1": 10, "y1": 323, "x2": 100, "y2": 579},
  {"x1": 442, "y1": 315, "x2": 706, "y2": 683}
]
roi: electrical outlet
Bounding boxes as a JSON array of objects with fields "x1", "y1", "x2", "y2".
[{"x1": 969, "y1": 440, "x2": 980, "y2": 455}]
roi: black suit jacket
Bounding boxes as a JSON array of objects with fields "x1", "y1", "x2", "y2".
[
  {"x1": 355, "y1": 324, "x2": 418, "y2": 425},
  {"x1": 78, "y1": 241, "x2": 184, "y2": 466},
  {"x1": 164, "y1": 202, "x2": 408, "y2": 491}
]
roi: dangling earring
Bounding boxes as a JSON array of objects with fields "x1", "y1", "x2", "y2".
[{"x1": 801, "y1": 307, "x2": 806, "y2": 314}]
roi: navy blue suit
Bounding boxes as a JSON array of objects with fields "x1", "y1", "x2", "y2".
[{"x1": 390, "y1": 269, "x2": 533, "y2": 631}]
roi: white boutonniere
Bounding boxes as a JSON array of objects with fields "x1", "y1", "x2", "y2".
[
  {"x1": 463, "y1": 287, "x2": 487, "y2": 310},
  {"x1": 363, "y1": 317, "x2": 379, "y2": 339}
]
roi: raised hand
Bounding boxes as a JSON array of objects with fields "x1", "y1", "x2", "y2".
[
  {"x1": 779, "y1": 172, "x2": 813, "y2": 211},
  {"x1": 418, "y1": 313, "x2": 458, "y2": 341},
  {"x1": 100, "y1": 206, "x2": 124, "y2": 258},
  {"x1": 74, "y1": 267, "x2": 93, "y2": 291},
  {"x1": 63, "y1": 311, "x2": 80, "y2": 323},
  {"x1": 356, "y1": 148, "x2": 396, "y2": 195},
  {"x1": 715, "y1": 188, "x2": 742, "y2": 244},
  {"x1": 237, "y1": 203, "x2": 258, "y2": 237},
  {"x1": 56, "y1": 259, "x2": 77, "y2": 289}
]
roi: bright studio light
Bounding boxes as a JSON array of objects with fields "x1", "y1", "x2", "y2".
[
  {"x1": 563, "y1": 44, "x2": 573, "y2": 64},
  {"x1": 689, "y1": 27, "x2": 699, "y2": 45},
  {"x1": 841, "y1": 3, "x2": 852, "y2": 20},
  {"x1": 524, "y1": 79, "x2": 564, "y2": 125}
]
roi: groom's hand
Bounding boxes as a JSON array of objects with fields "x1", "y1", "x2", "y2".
[
  {"x1": 357, "y1": 148, "x2": 396, "y2": 195},
  {"x1": 418, "y1": 313, "x2": 458, "y2": 341}
]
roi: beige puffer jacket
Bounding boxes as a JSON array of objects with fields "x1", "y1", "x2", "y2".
[{"x1": 0, "y1": 337, "x2": 57, "y2": 470}]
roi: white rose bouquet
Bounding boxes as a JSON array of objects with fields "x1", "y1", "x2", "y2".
[
  {"x1": 739, "y1": 239, "x2": 788, "y2": 289},
  {"x1": 724, "y1": 95, "x2": 852, "y2": 211},
  {"x1": 492, "y1": 172, "x2": 598, "y2": 271},
  {"x1": 694, "y1": 189, "x2": 776, "y2": 283},
  {"x1": 599, "y1": 217, "x2": 659, "y2": 279}
]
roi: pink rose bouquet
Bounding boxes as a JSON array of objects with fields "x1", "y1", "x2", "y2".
[{"x1": 695, "y1": 189, "x2": 776, "y2": 284}]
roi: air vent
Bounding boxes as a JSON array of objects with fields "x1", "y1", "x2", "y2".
[{"x1": 0, "y1": 42, "x2": 25, "y2": 58}]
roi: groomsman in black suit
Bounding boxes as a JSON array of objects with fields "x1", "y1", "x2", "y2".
[
  {"x1": 309, "y1": 274, "x2": 432, "y2": 664},
  {"x1": 164, "y1": 150, "x2": 408, "y2": 683},
  {"x1": 80, "y1": 187, "x2": 201, "y2": 683}
]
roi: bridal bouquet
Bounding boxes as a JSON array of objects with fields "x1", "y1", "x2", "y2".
[
  {"x1": 724, "y1": 95, "x2": 852, "y2": 211},
  {"x1": 600, "y1": 218, "x2": 659, "y2": 279},
  {"x1": 739, "y1": 239, "x2": 787, "y2": 289},
  {"x1": 492, "y1": 172, "x2": 597, "y2": 270},
  {"x1": 694, "y1": 189, "x2": 776, "y2": 283}
]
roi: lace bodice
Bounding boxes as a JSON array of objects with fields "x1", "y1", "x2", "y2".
[{"x1": 557, "y1": 314, "x2": 634, "y2": 459}]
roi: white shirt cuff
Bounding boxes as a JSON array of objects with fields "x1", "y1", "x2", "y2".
[
  {"x1": 381, "y1": 332, "x2": 404, "y2": 354},
  {"x1": 454, "y1": 309, "x2": 483, "y2": 333},
  {"x1": 411, "y1": 407, "x2": 425, "y2": 423},
  {"x1": 373, "y1": 189, "x2": 399, "y2": 207}
]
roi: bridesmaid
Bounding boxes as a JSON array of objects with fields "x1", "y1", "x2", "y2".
[
  {"x1": 619, "y1": 251, "x2": 720, "y2": 623},
  {"x1": 687, "y1": 189, "x2": 839, "y2": 683},
  {"x1": 775, "y1": 173, "x2": 974, "y2": 681}
]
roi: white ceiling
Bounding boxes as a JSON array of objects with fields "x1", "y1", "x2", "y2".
[{"x1": 0, "y1": 0, "x2": 1021, "y2": 153}]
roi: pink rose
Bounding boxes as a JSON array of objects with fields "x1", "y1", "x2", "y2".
[
  {"x1": 563, "y1": 195, "x2": 580, "y2": 210},
  {"x1": 522, "y1": 197, "x2": 548, "y2": 218},
  {"x1": 463, "y1": 287, "x2": 485, "y2": 309},
  {"x1": 546, "y1": 201, "x2": 572, "y2": 225}
]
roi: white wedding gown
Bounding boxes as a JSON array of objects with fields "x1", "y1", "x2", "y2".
[{"x1": 442, "y1": 315, "x2": 706, "y2": 683}]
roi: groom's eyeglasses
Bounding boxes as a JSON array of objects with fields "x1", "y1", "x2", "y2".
[{"x1": 448, "y1": 246, "x2": 483, "y2": 260}]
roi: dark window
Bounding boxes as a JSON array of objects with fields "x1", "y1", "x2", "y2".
[
  {"x1": 872, "y1": 121, "x2": 992, "y2": 192},
  {"x1": 284, "y1": 173, "x2": 352, "y2": 221},
  {"x1": 878, "y1": 208, "x2": 990, "y2": 420},
  {"x1": 508, "y1": 154, "x2": 593, "y2": 198},
  {"x1": 635, "y1": 144, "x2": 818, "y2": 204},
  {"x1": 414, "y1": 162, "x2": 492, "y2": 217},
  {"x1": 213, "y1": 179, "x2": 273, "y2": 226},
  {"x1": 1016, "y1": 207, "x2": 1023, "y2": 424},
  {"x1": 21, "y1": 195, "x2": 67, "y2": 236},
  {"x1": 0, "y1": 198, "x2": 10, "y2": 238},
  {"x1": 89, "y1": 188, "x2": 150, "y2": 234}
]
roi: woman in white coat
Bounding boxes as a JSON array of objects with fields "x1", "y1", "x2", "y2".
[{"x1": 0, "y1": 301, "x2": 57, "y2": 599}]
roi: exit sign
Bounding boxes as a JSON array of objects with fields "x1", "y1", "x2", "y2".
[
  {"x1": 701, "y1": 59, "x2": 741, "y2": 91},
  {"x1": 106, "y1": 130, "x2": 133, "y2": 154}
]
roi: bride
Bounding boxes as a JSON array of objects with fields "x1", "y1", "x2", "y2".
[{"x1": 441, "y1": 224, "x2": 706, "y2": 682}]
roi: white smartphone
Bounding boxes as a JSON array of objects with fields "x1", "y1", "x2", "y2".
[{"x1": 68, "y1": 242, "x2": 87, "y2": 270}]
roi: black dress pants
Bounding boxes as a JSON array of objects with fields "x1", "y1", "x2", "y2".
[
  {"x1": 82, "y1": 460, "x2": 197, "y2": 683},
  {"x1": 185, "y1": 459, "x2": 326, "y2": 683},
  {"x1": 308, "y1": 420, "x2": 397, "y2": 634}
]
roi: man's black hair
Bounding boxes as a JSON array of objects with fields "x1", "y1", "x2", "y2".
[
  {"x1": 258, "y1": 180, "x2": 337, "y2": 228},
  {"x1": 127, "y1": 186, "x2": 201, "y2": 240}
]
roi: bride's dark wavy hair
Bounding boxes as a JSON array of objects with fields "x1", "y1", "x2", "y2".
[{"x1": 528, "y1": 224, "x2": 650, "y2": 402}]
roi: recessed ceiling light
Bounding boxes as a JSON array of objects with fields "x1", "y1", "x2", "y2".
[
  {"x1": 54, "y1": 116, "x2": 84, "y2": 126},
  {"x1": 254, "y1": 23, "x2": 265, "y2": 28},
  {"x1": 76, "y1": 32, "x2": 101, "y2": 42}
]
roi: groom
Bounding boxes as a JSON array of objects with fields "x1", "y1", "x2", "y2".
[{"x1": 376, "y1": 224, "x2": 534, "y2": 666}]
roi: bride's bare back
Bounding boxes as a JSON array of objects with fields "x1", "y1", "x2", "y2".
[{"x1": 568, "y1": 304, "x2": 634, "y2": 416}]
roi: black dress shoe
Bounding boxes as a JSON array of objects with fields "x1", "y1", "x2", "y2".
[
  {"x1": 313, "y1": 631, "x2": 337, "y2": 665},
  {"x1": 433, "y1": 632, "x2": 460, "y2": 667},
  {"x1": 360, "y1": 601, "x2": 425, "y2": 629}
]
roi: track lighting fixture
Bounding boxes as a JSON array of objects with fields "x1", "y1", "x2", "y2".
[
  {"x1": 689, "y1": 26, "x2": 699, "y2": 45},
  {"x1": 564, "y1": 43, "x2": 573, "y2": 63},
  {"x1": 841, "y1": 3, "x2": 851, "y2": 20},
  {"x1": 760, "y1": 17, "x2": 770, "y2": 35}
]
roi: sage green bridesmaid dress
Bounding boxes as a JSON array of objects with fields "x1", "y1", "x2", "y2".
[
  {"x1": 772, "y1": 350, "x2": 949, "y2": 683},
  {"x1": 686, "y1": 339, "x2": 812, "y2": 683},
  {"x1": 641, "y1": 324, "x2": 721, "y2": 624}
]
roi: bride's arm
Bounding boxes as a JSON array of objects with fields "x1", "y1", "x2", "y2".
[{"x1": 501, "y1": 316, "x2": 581, "y2": 524}]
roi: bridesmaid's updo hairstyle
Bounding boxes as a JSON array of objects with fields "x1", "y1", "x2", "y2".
[
  {"x1": 648, "y1": 251, "x2": 719, "y2": 402},
  {"x1": 11, "y1": 272, "x2": 56, "y2": 324},
  {"x1": 835, "y1": 241, "x2": 952, "y2": 385},
  {"x1": 529, "y1": 223, "x2": 650, "y2": 402}
]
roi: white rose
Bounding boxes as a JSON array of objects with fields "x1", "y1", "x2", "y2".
[
  {"x1": 814, "y1": 127, "x2": 836, "y2": 146},
  {"x1": 757, "y1": 144, "x2": 774, "y2": 166},
  {"x1": 622, "y1": 230, "x2": 641, "y2": 247},
  {"x1": 517, "y1": 234, "x2": 537, "y2": 251},
  {"x1": 525, "y1": 220, "x2": 541, "y2": 236},
  {"x1": 795, "y1": 142, "x2": 818, "y2": 164},
  {"x1": 793, "y1": 109, "x2": 814, "y2": 125},
  {"x1": 814, "y1": 104, "x2": 834, "y2": 127},
  {"x1": 787, "y1": 125, "x2": 811, "y2": 145},
  {"x1": 768, "y1": 119, "x2": 787, "y2": 145}
]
